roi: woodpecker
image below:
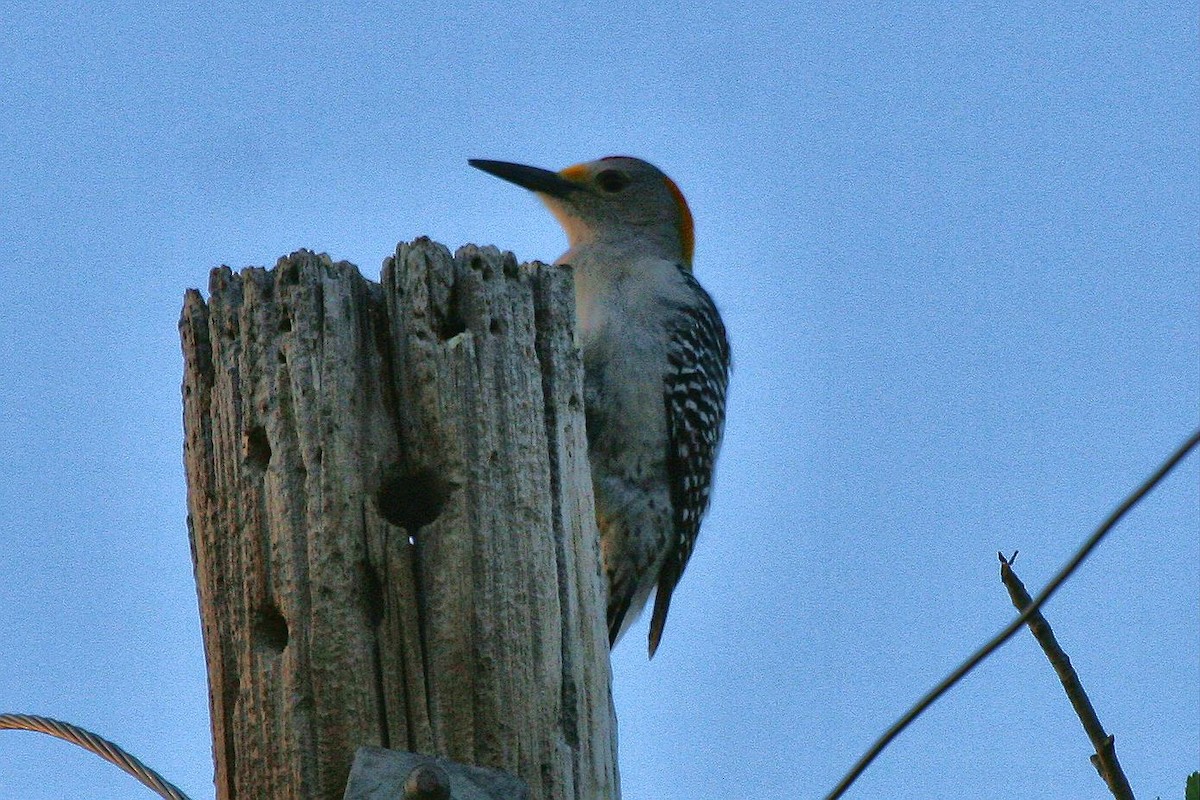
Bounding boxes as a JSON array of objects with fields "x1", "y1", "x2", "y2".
[{"x1": 469, "y1": 156, "x2": 731, "y2": 657}]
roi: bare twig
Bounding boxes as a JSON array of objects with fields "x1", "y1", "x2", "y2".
[
  {"x1": 824, "y1": 428, "x2": 1200, "y2": 800},
  {"x1": 999, "y1": 552, "x2": 1135, "y2": 800}
]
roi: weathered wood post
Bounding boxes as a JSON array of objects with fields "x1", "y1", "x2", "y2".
[{"x1": 179, "y1": 240, "x2": 618, "y2": 800}]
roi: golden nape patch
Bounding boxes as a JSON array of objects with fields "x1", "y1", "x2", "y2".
[{"x1": 663, "y1": 176, "x2": 695, "y2": 267}]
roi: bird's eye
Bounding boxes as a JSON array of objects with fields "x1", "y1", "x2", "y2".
[{"x1": 596, "y1": 169, "x2": 630, "y2": 193}]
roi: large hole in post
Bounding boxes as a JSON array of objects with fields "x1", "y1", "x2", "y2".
[
  {"x1": 244, "y1": 426, "x2": 271, "y2": 471},
  {"x1": 438, "y1": 282, "x2": 466, "y2": 341},
  {"x1": 253, "y1": 603, "x2": 289, "y2": 654},
  {"x1": 374, "y1": 464, "x2": 450, "y2": 533}
]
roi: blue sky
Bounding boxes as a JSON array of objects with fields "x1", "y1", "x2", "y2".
[{"x1": 1, "y1": 2, "x2": 1196, "y2": 798}]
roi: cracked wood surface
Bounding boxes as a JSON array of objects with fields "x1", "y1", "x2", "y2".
[{"x1": 180, "y1": 240, "x2": 617, "y2": 800}]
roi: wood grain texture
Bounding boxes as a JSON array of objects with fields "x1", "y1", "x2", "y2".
[{"x1": 181, "y1": 240, "x2": 617, "y2": 800}]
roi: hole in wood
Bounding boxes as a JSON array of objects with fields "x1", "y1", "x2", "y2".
[
  {"x1": 470, "y1": 253, "x2": 494, "y2": 280},
  {"x1": 438, "y1": 284, "x2": 466, "y2": 341},
  {"x1": 279, "y1": 261, "x2": 300, "y2": 286},
  {"x1": 254, "y1": 603, "x2": 289, "y2": 654},
  {"x1": 374, "y1": 464, "x2": 450, "y2": 533},
  {"x1": 489, "y1": 318, "x2": 504, "y2": 335},
  {"x1": 244, "y1": 426, "x2": 271, "y2": 470},
  {"x1": 440, "y1": 315, "x2": 466, "y2": 340}
]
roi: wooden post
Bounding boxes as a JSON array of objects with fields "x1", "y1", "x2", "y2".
[{"x1": 179, "y1": 240, "x2": 618, "y2": 800}]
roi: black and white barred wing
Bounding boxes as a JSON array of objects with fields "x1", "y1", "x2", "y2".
[{"x1": 649, "y1": 271, "x2": 731, "y2": 656}]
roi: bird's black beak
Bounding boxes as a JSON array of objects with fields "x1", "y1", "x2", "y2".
[{"x1": 469, "y1": 159, "x2": 581, "y2": 200}]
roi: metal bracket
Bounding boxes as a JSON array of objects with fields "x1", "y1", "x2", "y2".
[{"x1": 343, "y1": 746, "x2": 530, "y2": 800}]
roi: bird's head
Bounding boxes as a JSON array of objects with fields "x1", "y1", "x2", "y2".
[{"x1": 469, "y1": 156, "x2": 695, "y2": 268}]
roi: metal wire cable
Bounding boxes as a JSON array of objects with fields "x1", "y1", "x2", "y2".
[
  {"x1": 0, "y1": 713, "x2": 194, "y2": 800},
  {"x1": 824, "y1": 427, "x2": 1200, "y2": 799}
]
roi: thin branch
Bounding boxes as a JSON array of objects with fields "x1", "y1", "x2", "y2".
[
  {"x1": 824, "y1": 428, "x2": 1200, "y2": 800},
  {"x1": 999, "y1": 552, "x2": 1134, "y2": 799}
]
